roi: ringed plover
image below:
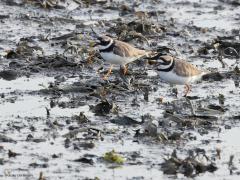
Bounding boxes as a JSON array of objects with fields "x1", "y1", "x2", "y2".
[
  {"x1": 148, "y1": 54, "x2": 207, "y2": 96},
  {"x1": 94, "y1": 35, "x2": 151, "y2": 80}
]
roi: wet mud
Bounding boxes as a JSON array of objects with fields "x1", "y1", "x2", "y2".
[{"x1": 0, "y1": 0, "x2": 240, "y2": 179}]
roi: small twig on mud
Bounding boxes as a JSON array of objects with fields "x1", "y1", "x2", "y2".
[
  {"x1": 89, "y1": 127, "x2": 102, "y2": 133},
  {"x1": 228, "y1": 155, "x2": 235, "y2": 175},
  {"x1": 88, "y1": 10, "x2": 93, "y2": 21},
  {"x1": 217, "y1": 49, "x2": 227, "y2": 68},
  {"x1": 185, "y1": 97, "x2": 196, "y2": 116},
  {"x1": 63, "y1": 44, "x2": 79, "y2": 55},
  {"x1": 156, "y1": 11, "x2": 159, "y2": 22},
  {"x1": 90, "y1": 26, "x2": 98, "y2": 36},
  {"x1": 72, "y1": 0, "x2": 82, "y2": 4},
  {"x1": 45, "y1": 107, "x2": 50, "y2": 118},
  {"x1": 165, "y1": 112, "x2": 186, "y2": 124}
]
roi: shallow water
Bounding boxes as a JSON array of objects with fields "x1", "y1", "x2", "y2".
[{"x1": 0, "y1": 0, "x2": 240, "y2": 179}]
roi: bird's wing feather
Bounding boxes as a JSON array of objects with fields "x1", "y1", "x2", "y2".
[
  {"x1": 174, "y1": 59, "x2": 202, "y2": 76},
  {"x1": 113, "y1": 40, "x2": 147, "y2": 58}
]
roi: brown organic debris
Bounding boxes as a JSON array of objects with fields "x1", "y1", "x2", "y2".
[{"x1": 161, "y1": 150, "x2": 217, "y2": 177}]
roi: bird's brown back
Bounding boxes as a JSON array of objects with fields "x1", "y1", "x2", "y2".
[
  {"x1": 174, "y1": 59, "x2": 203, "y2": 77},
  {"x1": 113, "y1": 40, "x2": 147, "y2": 58}
]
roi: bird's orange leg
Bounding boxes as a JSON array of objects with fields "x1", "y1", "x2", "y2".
[
  {"x1": 123, "y1": 65, "x2": 128, "y2": 75},
  {"x1": 184, "y1": 84, "x2": 191, "y2": 97},
  {"x1": 102, "y1": 65, "x2": 113, "y2": 80}
]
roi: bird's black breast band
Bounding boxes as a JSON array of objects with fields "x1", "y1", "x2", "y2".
[
  {"x1": 157, "y1": 59, "x2": 175, "y2": 72},
  {"x1": 99, "y1": 42, "x2": 115, "y2": 53}
]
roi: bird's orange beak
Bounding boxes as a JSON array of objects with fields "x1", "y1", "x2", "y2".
[
  {"x1": 92, "y1": 39, "x2": 101, "y2": 47},
  {"x1": 90, "y1": 40, "x2": 100, "y2": 48},
  {"x1": 92, "y1": 42, "x2": 98, "y2": 47}
]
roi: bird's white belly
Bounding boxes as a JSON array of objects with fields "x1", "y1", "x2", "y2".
[
  {"x1": 100, "y1": 52, "x2": 135, "y2": 65},
  {"x1": 159, "y1": 70, "x2": 202, "y2": 85}
]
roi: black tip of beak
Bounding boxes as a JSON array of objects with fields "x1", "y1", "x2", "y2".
[
  {"x1": 97, "y1": 36, "x2": 102, "y2": 41},
  {"x1": 148, "y1": 60, "x2": 158, "y2": 65}
]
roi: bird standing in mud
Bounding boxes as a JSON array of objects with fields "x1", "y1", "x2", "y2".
[
  {"x1": 94, "y1": 35, "x2": 151, "y2": 80},
  {"x1": 148, "y1": 54, "x2": 208, "y2": 96}
]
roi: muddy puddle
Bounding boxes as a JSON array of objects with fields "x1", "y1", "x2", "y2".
[{"x1": 0, "y1": 0, "x2": 240, "y2": 179}]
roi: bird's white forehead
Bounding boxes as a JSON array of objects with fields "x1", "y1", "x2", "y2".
[{"x1": 101, "y1": 36, "x2": 111, "y2": 41}]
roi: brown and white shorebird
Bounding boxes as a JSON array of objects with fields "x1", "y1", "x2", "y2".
[
  {"x1": 94, "y1": 35, "x2": 151, "y2": 80},
  {"x1": 148, "y1": 54, "x2": 208, "y2": 96}
]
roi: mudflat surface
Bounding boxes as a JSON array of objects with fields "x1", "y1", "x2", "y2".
[{"x1": 0, "y1": 0, "x2": 240, "y2": 179}]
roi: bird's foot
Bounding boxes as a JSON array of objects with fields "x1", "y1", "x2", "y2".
[
  {"x1": 183, "y1": 84, "x2": 191, "y2": 97},
  {"x1": 121, "y1": 65, "x2": 128, "y2": 75},
  {"x1": 102, "y1": 65, "x2": 113, "y2": 80}
]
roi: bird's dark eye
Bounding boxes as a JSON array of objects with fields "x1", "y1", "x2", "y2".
[{"x1": 159, "y1": 61, "x2": 170, "y2": 65}]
